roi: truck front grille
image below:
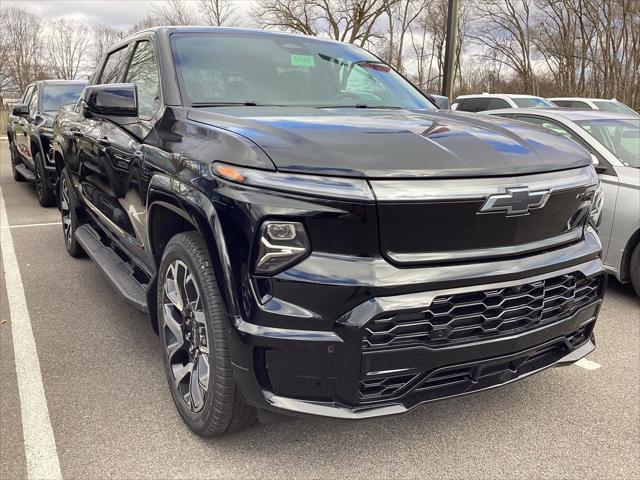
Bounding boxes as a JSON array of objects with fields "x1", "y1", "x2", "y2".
[{"x1": 363, "y1": 272, "x2": 604, "y2": 351}]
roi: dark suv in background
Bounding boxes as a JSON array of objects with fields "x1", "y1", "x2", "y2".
[
  {"x1": 53, "y1": 27, "x2": 606, "y2": 437},
  {"x1": 7, "y1": 80, "x2": 86, "y2": 206}
]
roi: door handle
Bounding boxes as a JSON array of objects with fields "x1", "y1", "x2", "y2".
[{"x1": 69, "y1": 127, "x2": 84, "y2": 137}]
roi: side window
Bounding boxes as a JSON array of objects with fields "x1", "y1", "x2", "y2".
[
  {"x1": 125, "y1": 40, "x2": 160, "y2": 119},
  {"x1": 459, "y1": 97, "x2": 490, "y2": 112},
  {"x1": 552, "y1": 100, "x2": 571, "y2": 108},
  {"x1": 344, "y1": 64, "x2": 385, "y2": 96},
  {"x1": 514, "y1": 116, "x2": 575, "y2": 140},
  {"x1": 28, "y1": 87, "x2": 39, "y2": 116},
  {"x1": 99, "y1": 46, "x2": 131, "y2": 84},
  {"x1": 488, "y1": 98, "x2": 511, "y2": 110},
  {"x1": 21, "y1": 86, "x2": 33, "y2": 103},
  {"x1": 570, "y1": 101, "x2": 590, "y2": 109}
]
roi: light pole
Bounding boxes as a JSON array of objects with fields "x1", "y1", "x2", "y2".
[{"x1": 441, "y1": 0, "x2": 459, "y2": 101}]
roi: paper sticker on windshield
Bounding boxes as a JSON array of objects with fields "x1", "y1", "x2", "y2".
[{"x1": 291, "y1": 54, "x2": 316, "y2": 67}]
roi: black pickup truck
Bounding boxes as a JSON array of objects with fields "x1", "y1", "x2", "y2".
[
  {"x1": 8, "y1": 80, "x2": 86, "y2": 206},
  {"x1": 52, "y1": 27, "x2": 606, "y2": 437}
]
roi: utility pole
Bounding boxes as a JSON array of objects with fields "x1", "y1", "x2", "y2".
[{"x1": 441, "y1": 0, "x2": 459, "y2": 101}]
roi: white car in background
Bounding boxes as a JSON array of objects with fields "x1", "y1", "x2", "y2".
[
  {"x1": 451, "y1": 93, "x2": 554, "y2": 112},
  {"x1": 486, "y1": 108, "x2": 640, "y2": 296},
  {"x1": 549, "y1": 97, "x2": 638, "y2": 116}
]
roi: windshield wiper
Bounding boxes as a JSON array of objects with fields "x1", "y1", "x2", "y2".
[
  {"x1": 191, "y1": 101, "x2": 268, "y2": 107},
  {"x1": 315, "y1": 104, "x2": 403, "y2": 110}
]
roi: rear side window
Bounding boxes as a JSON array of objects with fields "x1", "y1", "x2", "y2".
[
  {"x1": 488, "y1": 98, "x2": 511, "y2": 110},
  {"x1": 99, "y1": 46, "x2": 131, "y2": 84},
  {"x1": 457, "y1": 97, "x2": 490, "y2": 112},
  {"x1": 125, "y1": 40, "x2": 160, "y2": 119},
  {"x1": 592, "y1": 101, "x2": 637, "y2": 115}
]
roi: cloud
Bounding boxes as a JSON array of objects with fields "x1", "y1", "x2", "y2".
[
  {"x1": 4, "y1": 0, "x2": 257, "y2": 28},
  {"x1": 4, "y1": 1, "x2": 161, "y2": 28}
]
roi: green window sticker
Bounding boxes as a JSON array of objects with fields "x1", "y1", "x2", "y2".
[{"x1": 290, "y1": 54, "x2": 315, "y2": 67}]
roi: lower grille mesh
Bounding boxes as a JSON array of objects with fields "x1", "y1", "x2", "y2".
[
  {"x1": 363, "y1": 273, "x2": 603, "y2": 351},
  {"x1": 359, "y1": 323, "x2": 595, "y2": 403}
]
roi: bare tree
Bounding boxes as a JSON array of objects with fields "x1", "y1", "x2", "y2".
[
  {"x1": 0, "y1": 6, "x2": 47, "y2": 94},
  {"x1": 0, "y1": 9, "x2": 12, "y2": 94},
  {"x1": 92, "y1": 25, "x2": 127, "y2": 70},
  {"x1": 408, "y1": 0, "x2": 470, "y2": 94},
  {"x1": 152, "y1": 0, "x2": 198, "y2": 25},
  {"x1": 383, "y1": 0, "x2": 428, "y2": 71},
  {"x1": 199, "y1": 0, "x2": 238, "y2": 26},
  {"x1": 471, "y1": 0, "x2": 537, "y2": 93},
  {"x1": 130, "y1": 15, "x2": 163, "y2": 34},
  {"x1": 253, "y1": 0, "x2": 399, "y2": 47},
  {"x1": 46, "y1": 18, "x2": 93, "y2": 79}
]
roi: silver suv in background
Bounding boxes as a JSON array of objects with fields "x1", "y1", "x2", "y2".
[
  {"x1": 451, "y1": 94, "x2": 555, "y2": 112},
  {"x1": 548, "y1": 97, "x2": 638, "y2": 116},
  {"x1": 487, "y1": 108, "x2": 640, "y2": 296}
]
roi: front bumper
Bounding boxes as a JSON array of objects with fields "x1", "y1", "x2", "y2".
[
  {"x1": 230, "y1": 237, "x2": 605, "y2": 420},
  {"x1": 261, "y1": 339, "x2": 595, "y2": 419}
]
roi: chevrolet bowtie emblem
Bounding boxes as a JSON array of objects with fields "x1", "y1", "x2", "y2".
[{"x1": 479, "y1": 187, "x2": 551, "y2": 216}]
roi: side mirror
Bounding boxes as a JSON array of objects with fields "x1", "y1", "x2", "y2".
[
  {"x1": 12, "y1": 103, "x2": 29, "y2": 116},
  {"x1": 427, "y1": 94, "x2": 450, "y2": 110},
  {"x1": 591, "y1": 154, "x2": 607, "y2": 173},
  {"x1": 82, "y1": 83, "x2": 137, "y2": 118}
]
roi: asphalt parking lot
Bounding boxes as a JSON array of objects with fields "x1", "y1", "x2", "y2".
[{"x1": 0, "y1": 139, "x2": 638, "y2": 480}]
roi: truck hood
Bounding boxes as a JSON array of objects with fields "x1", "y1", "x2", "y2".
[{"x1": 187, "y1": 107, "x2": 591, "y2": 178}]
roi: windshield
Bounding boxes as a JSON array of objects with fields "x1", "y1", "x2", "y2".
[
  {"x1": 577, "y1": 118, "x2": 640, "y2": 168},
  {"x1": 42, "y1": 84, "x2": 86, "y2": 112},
  {"x1": 512, "y1": 97, "x2": 554, "y2": 108},
  {"x1": 592, "y1": 101, "x2": 638, "y2": 116},
  {"x1": 171, "y1": 33, "x2": 434, "y2": 110}
]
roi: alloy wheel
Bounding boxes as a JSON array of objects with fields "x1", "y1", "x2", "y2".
[
  {"x1": 162, "y1": 259, "x2": 210, "y2": 413},
  {"x1": 60, "y1": 176, "x2": 73, "y2": 248}
]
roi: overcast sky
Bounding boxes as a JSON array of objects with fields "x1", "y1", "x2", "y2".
[{"x1": 4, "y1": 0, "x2": 255, "y2": 29}]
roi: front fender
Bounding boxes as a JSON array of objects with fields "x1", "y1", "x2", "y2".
[
  {"x1": 51, "y1": 135, "x2": 69, "y2": 174},
  {"x1": 147, "y1": 174, "x2": 241, "y2": 321}
]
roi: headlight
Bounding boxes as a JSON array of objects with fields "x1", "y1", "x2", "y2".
[
  {"x1": 40, "y1": 126, "x2": 53, "y2": 135},
  {"x1": 589, "y1": 183, "x2": 604, "y2": 229},
  {"x1": 211, "y1": 162, "x2": 374, "y2": 201},
  {"x1": 255, "y1": 221, "x2": 310, "y2": 274}
]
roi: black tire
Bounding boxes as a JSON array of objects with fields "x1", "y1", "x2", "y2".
[
  {"x1": 630, "y1": 242, "x2": 640, "y2": 298},
  {"x1": 158, "y1": 231, "x2": 256, "y2": 437},
  {"x1": 9, "y1": 140, "x2": 26, "y2": 182},
  {"x1": 59, "y1": 167, "x2": 85, "y2": 257},
  {"x1": 34, "y1": 152, "x2": 55, "y2": 207}
]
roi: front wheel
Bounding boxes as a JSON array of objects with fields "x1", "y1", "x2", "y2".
[
  {"x1": 9, "y1": 140, "x2": 25, "y2": 182},
  {"x1": 630, "y1": 243, "x2": 640, "y2": 298},
  {"x1": 35, "y1": 152, "x2": 55, "y2": 207},
  {"x1": 158, "y1": 231, "x2": 256, "y2": 437},
  {"x1": 59, "y1": 167, "x2": 84, "y2": 257}
]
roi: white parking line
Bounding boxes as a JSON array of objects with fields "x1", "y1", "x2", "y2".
[
  {"x1": 1, "y1": 222, "x2": 61, "y2": 230},
  {"x1": 0, "y1": 185, "x2": 63, "y2": 480},
  {"x1": 574, "y1": 358, "x2": 602, "y2": 370}
]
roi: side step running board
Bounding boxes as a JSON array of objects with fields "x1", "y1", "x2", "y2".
[
  {"x1": 75, "y1": 224, "x2": 148, "y2": 312},
  {"x1": 14, "y1": 164, "x2": 36, "y2": 182}
]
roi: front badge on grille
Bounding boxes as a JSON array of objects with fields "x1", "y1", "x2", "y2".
[{"x1": 479, "y1": 187, "x2": 550, "y2": 216}]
